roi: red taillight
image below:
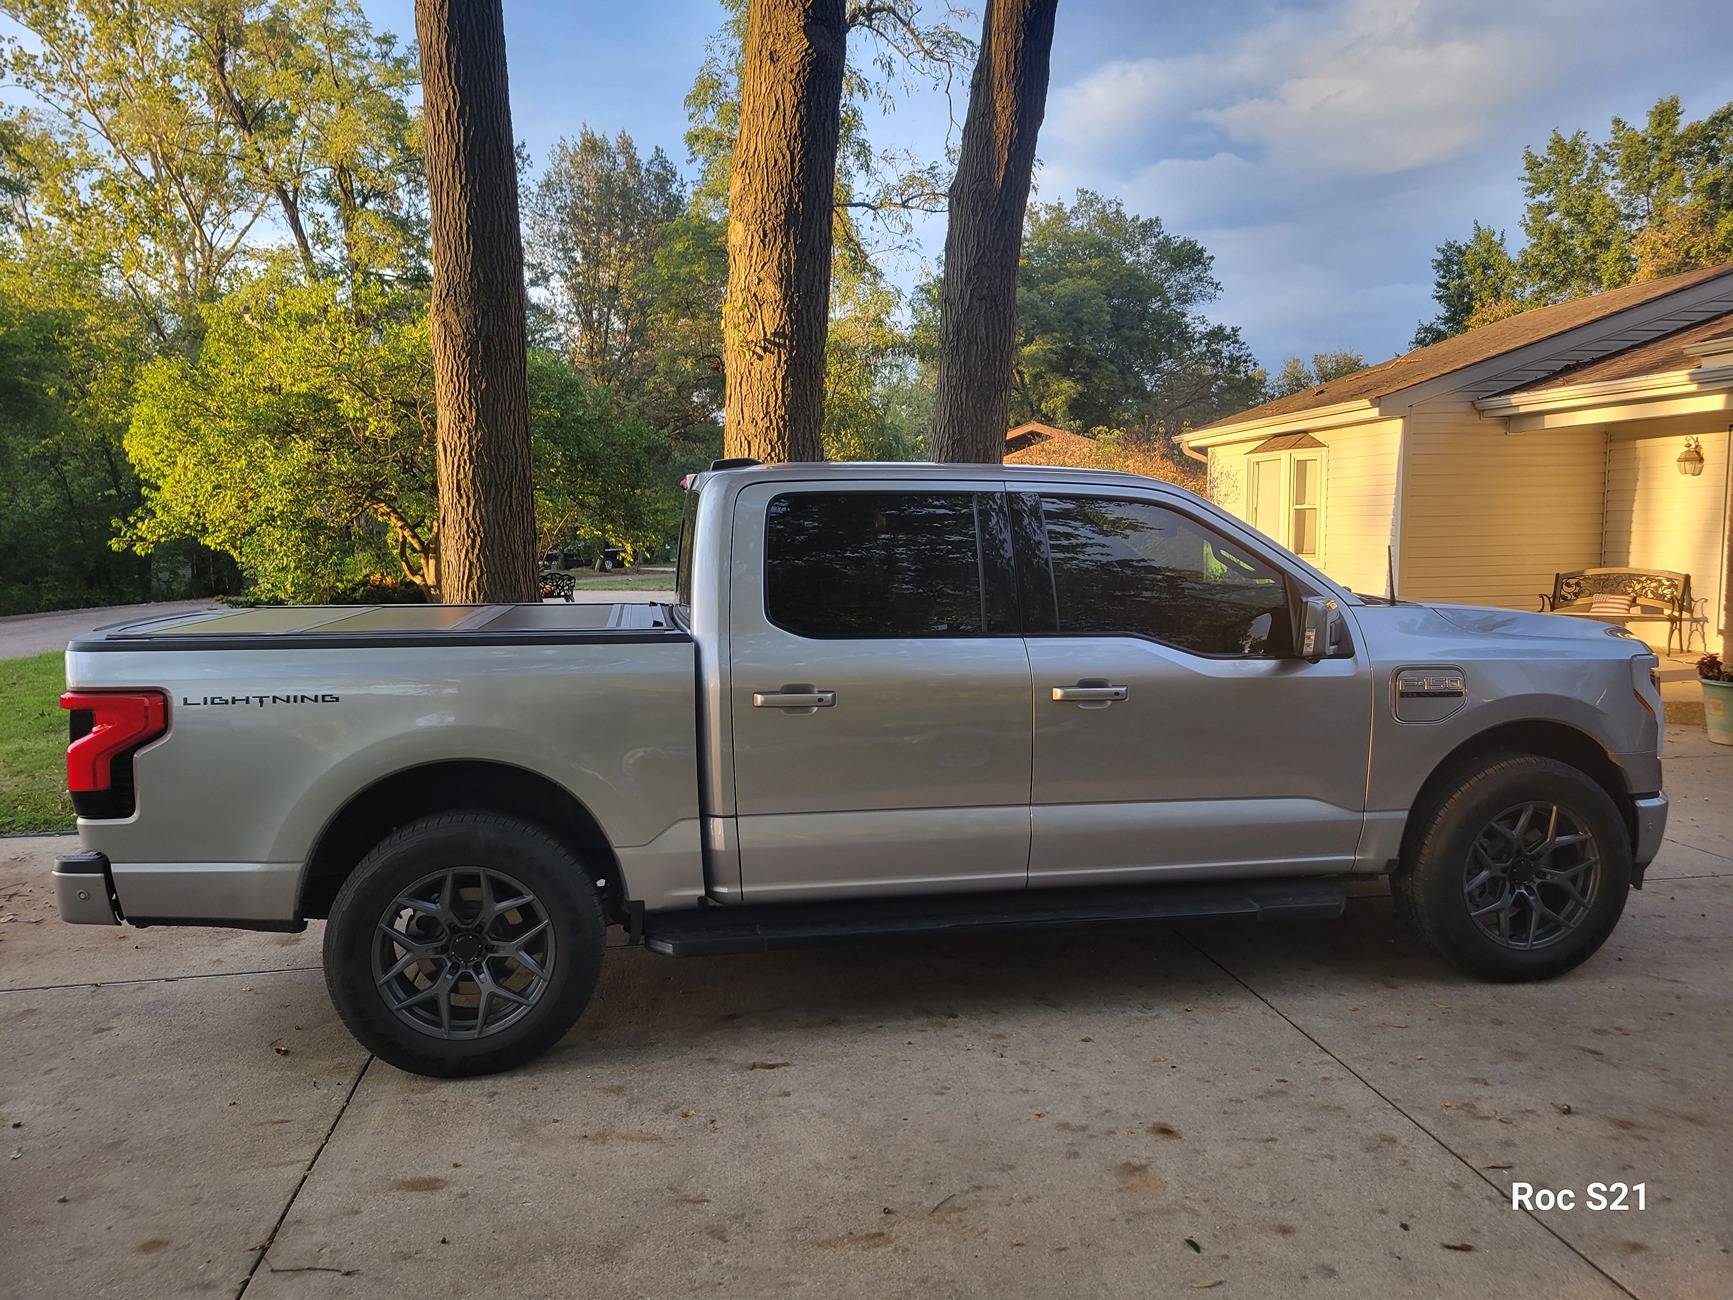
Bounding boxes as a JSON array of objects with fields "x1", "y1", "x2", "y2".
[{"x1": 60, "y1": 691, "x2": 168, "y2": 794}]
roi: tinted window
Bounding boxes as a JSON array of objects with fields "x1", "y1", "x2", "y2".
[
  {"x1": 1039, "y1": 495, "x2": 1290, "y2": 656},
  {"x1": 674, "y1": 488, "x2": 700, "y2": 608},
  {"x1": 765, "y1": 492, "x2": 985, "y2": 637}
]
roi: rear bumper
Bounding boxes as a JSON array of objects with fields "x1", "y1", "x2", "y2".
[
  {"x1": 1632, "y1": 793, "x2": 1668, "y2": 868},
  {"x1": 53, "y1": 850, "x2": 122, "y2": 925}
]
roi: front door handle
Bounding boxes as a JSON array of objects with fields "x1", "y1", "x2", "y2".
[
  {"x1": 1051, "y1": 683, "x2": 1129, "y2": 705},
  {"x1": 752, "y1": 688, "x2": 836, "y2": 710}
]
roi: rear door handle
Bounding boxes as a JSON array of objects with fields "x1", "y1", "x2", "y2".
[
  {"x1": 752, "y1": 689, "x2": 836, "y2": 710},
  {"x1": 1051, "y1": 684, "x2": 1129, "y2": 704}
]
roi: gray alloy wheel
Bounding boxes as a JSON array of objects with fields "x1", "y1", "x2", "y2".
[
  {"x1": 324, "y1": 812, "x2": 606, "y2": 1076},
  {"x1": 373, "y1": 866, "x2": 556, "y2": 1040},
  {"x1": 1462, "y1": 801, "x2": 1602, "y2": 951},
  {"x1": 1393, "y1": 754, "x2": 1630, "y2": 982}
]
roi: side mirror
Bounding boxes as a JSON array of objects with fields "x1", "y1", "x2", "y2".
[{"x1": 1294, "y1": 595, "x2": 1340, "y2": 662}]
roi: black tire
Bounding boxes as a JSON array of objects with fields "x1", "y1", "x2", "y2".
[
  {"x1": 323, "y1": 812, "x2": 606, "y2": 1077},
  {"x1": 1392, "y1": 755, "x2": 1631, "y2": 981}
]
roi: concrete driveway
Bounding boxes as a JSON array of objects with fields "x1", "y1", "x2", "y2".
[{"x1": 2, "y1": 727, "x2": 1728, "y2": 1299}]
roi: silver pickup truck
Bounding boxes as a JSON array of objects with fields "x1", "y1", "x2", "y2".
[{"x1": 54, "y1": 461, "x2": 1668, "y2": 1076}]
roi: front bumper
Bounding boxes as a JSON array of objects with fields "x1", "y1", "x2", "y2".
[
  {"x1": 54, "y1": 850, "x2": 122, "y2": 925},
  {"x1": 1632, "y1": 793, "x2": 1668, "y2": 870}
]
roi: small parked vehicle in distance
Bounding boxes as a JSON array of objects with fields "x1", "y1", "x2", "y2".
[{"x1": 54, "y1": 461, "x2": 1667, "y2": 1076}]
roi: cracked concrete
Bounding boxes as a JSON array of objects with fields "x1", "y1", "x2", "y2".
[{"x1": 2, "y1": 726, "x2": 1728, "y2": 1298}]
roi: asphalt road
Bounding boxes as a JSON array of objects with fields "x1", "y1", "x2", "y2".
[
  {"x1": 3, "y1": 728, "x2": 1729, "y2": 1299},
  {"x1": 0, "y1": 600, "x2": 220, "y2": 660}
]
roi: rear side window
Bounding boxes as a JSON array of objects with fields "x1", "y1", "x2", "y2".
[
  {"x1": 1038, "y1": 495, "x2": 1291, "y2": 657},
  {"x1": 764, "y1": 491, "x2": 985, "y2": 637}
]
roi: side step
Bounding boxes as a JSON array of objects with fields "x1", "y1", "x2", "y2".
[{"x1": 641, "y1": 879, "x2": 1348, "y2": 957}]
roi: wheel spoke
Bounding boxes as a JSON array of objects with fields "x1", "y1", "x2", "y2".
[
  {"x1": 376, "y1": 948, "x2": 425, "y2": 985},
  {"x1": 377, "y1": 921, "x2": 441, "y2": 956},
  {"x1": 374, "y1": 865, "x2": 552, "y2": 1041}
]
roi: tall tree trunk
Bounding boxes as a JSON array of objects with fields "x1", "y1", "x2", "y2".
[
  {"x1": 929, "y1": 0, "x2": 1058, "y2": 464},
  {"x1": 721, "y1": 0, "x2": 847, "y2": 463},
  {"x1": 415, "y1": 0, "x2": 538, "y2": 602}
]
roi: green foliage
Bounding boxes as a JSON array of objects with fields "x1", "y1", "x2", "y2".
[
  {"x1": 2, "y1": 0, "x2": 424, "y2": 338},
  {"x1": 1005, "y1": 191, "x2": 1265, "y2": 442},
  {"x1": 1411, "y1": 224, "x2": 1520, "y2": 347},
  {"x1": 0, "y1": 651, "x2": 72, "y2": 834},
  {"x1": 124, "y1": 268, "x2": 676, "y2": 602},
  {"x1": 125, "y1": 268, "x2": 439, "y2": 602},
  {"x1": 0, "y1": 258, "x2": 163, "y2": 613},
  {"x1": 1415, "y1": 97, "x2": 1733, "y2": 345},
  {"x1": 1268, "y1": 351, "x2": 1367, "y2": 399}
]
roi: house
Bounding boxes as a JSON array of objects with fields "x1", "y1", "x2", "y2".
[
  {"x1": 1178, "y1": 263, "x2": 1733, "y2": 651},
  {"x1": 1005, "y1": 421, "x2": 1203, "y2": 493}
]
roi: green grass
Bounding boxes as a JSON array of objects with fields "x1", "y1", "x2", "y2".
[{"x1": 0, "y1": 651, "x2": 72, "y2": 834}]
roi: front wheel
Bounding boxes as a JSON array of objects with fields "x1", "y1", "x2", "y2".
[
  {"x1": 1393, "y1": 755, "x2": 1631, "y2": 981},
  {"x1": 323, "y1": 812, "x2": 606, "y2": 1076}
]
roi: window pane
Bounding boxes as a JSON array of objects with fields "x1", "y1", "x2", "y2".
[
  {"x1": 1291, "y1": 506, "x2": 1318, "y2": 557},
  {"x1": 765, "y1": 492, "x2": 984, "y2": 637},
  {"x1": 1292, "y1": 457, "x2": 1316, "y2": 506},
  {"x1": 1040, "y1": 495, "x2": 1290, "y2": 657},
  {"x1": 1250, "y1": 459, "x2": 1283, "y2": 536}
]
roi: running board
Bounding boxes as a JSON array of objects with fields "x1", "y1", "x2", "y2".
[{"x1": 641, "y1": 879, "x2": 1347, "y2": 957}]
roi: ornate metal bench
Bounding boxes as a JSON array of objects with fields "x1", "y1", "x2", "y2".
[
  {"x1": 538, "y1": 570, "x2": 576, "y2": 603},
  {"x1": 1539, "y1": 567, "x2": 1693, "y2": 651}
]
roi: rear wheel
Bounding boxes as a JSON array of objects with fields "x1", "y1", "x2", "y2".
[
  {"x1": 323, "y1": 812, "x2": 605, "y2": 1076},
  {"x1": 1393, "y1": 755, "x2": 1631, "y2": 981}
]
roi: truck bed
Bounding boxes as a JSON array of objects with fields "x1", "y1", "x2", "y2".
[{"x1": 69, "y1": 601, "x2": 678, "y2": 651}]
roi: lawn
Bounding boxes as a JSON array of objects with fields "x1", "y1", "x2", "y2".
[{"x1": 0, "y1": 651, "x2": 72, "y2": 834}]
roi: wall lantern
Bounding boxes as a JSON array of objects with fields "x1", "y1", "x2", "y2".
[{"x1": 1677, "y1": 437, "x2": 1706, "y2": 477}]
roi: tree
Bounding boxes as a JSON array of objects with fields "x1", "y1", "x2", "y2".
[
  {"x1": 1268, "y1": 351, "x2": 1367, "y2": 399},
  {"x1": 720, "y1": 0, "x2": 848, "y2": 462},
  {"x1": 689, "y1": 0, "x2": 971, "y2": 461},
  {"x1": 1413, "y1": 97, "x2": 1733, "y2": 342},
  {"x1": 1411, "y1": 224, "x2": 1520, "y2": 346},
  {"x1": 2, "y1": 0, "x2": 424, "y2": 339},
  {"x1": 928, "y1": 0, "x2": 1058, "y2": 464},
  {"x1": 987, "y1": 191, "x2": 1264, "y2": 443},
  {"x1": 415, "y1": 0, "x2": 537, "y2": 601},
  {"x1": 525, "y1": 129, "x2": 686, "y2": 387}
]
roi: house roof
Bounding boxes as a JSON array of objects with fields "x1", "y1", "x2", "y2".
[
  {"x1": 1501, "y1": 310, "x2": 1733, "y2": 393},
  {"x1": 1004, "y1": 422, "x2": 1203, "y2": 490},
  {"x1": 1190, "y1": 261, "x2": 1733, "y2": 434}
]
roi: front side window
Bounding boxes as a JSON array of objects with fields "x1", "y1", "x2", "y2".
[
  {"x1": 764, "y1": 491, "x2": 985, "y2": 637},
  {"x1": 1038, "y1": 495, "x2": 1291, "y2": 657}
]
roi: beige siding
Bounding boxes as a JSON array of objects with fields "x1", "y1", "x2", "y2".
[
  {"x1": 1206, "y1": 419, "x2": 1401, "y2": 596},
  {"x1": 1399, "y1": 400, "x2": 1607, "y2": 608},
  {"x1": 1319, "y1": 420, "x2": 1402, "y2": 595},
  {"x1": 1603, "y1": 421, "x2": 1729, "y2": 649}
]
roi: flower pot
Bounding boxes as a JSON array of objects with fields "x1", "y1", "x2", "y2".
[{"x1": 1703, "y1": 678, "x2": 1733, "y2": 746}]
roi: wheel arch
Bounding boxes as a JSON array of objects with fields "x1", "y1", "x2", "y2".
[
  {"x1": 1398, "y1": 719, "x2": 1636, "y2": 870},
  {"x1": 297, "y1": 760, "x2": 628, "y2": 923}
]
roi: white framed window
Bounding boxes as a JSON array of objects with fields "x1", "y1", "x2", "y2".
[{"x1": 1247, "y1": 446, "x2": 1326, "y2": 562}]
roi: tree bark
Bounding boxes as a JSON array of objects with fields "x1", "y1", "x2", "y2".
[
  {"x1": 929, "y1": 0, "x2": 1058, "y2": 464},
  {"x1": 415, "y1": 0, "x2": 538, "y2": 602},
  {"x1": 721, "y1": 0, "x2": 847, "y2": 463}
]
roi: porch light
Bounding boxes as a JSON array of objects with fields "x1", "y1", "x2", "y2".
[{"x1": 1677, "y1": 437, "x2": 1706, "y2": 476}]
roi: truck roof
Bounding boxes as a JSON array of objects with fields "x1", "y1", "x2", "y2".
[{"x1": 685, "y1": 459, "x2": 1201, "y2": 495}]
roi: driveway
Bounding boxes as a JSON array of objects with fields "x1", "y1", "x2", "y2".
[
  {"x1": 0, "y1": 601, "x2": 221, "y2": 660},
  {"x1": 2, "y1": 727, "x2": 1728, "y2": 1298}
]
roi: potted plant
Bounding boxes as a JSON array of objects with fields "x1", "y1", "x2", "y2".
[{"x1": 1701, "y1": 654, "x2": 1733, "y2": 746}]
